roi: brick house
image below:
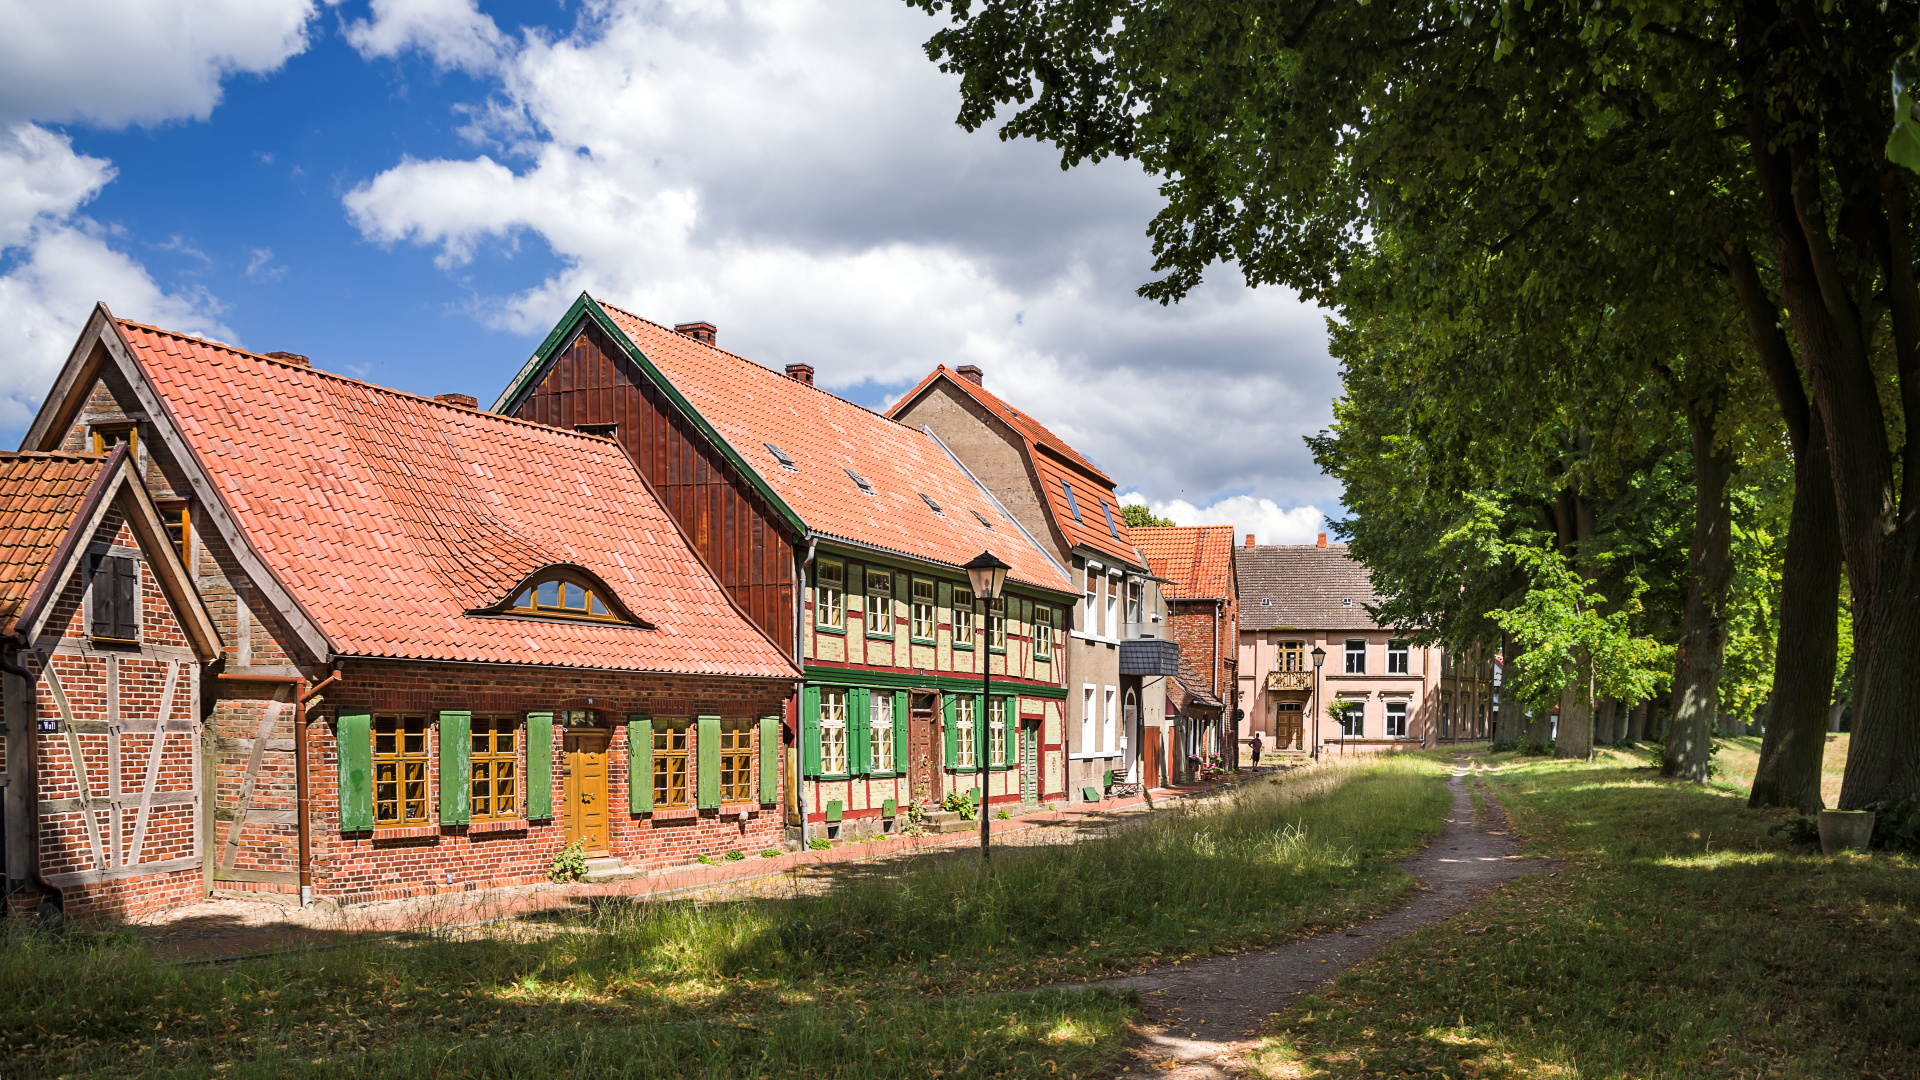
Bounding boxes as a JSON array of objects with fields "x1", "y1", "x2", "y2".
[
  {"x1": 2, "y1": 446, "x2": 223, "y2": 922},
  {"x1": 492, "y1": 297, "x2": 1078, "y2": 836},
  {"x1": 16, "y1": 305, "x2": 798, "y2": 916},
  {"x1": 1235, "y1": 535, "x2": 1494, "y2": 754},
  {"x1": 887, "y1": 365, "x2": 1179, "y2": 795},
  {"x1": 1133, "y1": 526, "x2": 1239, "y2": 773}
]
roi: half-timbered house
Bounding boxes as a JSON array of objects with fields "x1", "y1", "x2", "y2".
[
  {"x1": 493, "y1": 297, "x2": 1079, "y2": 835},
  {"x1": 16, "y1": 306, "x2": 797, "y2": 916}
]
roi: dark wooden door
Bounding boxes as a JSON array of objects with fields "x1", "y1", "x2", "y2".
[
  {"x1": 909, "y1": 693, "x2": 940, "y2": 805},
  {"x1": 565, "y1": 731, "x2": 610, "y2": 856}
]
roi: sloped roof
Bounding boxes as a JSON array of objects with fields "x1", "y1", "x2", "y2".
[
  {"x1": 0, "y1": 451, "x2": 109, "y2": 635},
  {"x1": 588, "y1": 302, "x2": 1072, "y2": 595},
  {"x1": 113, "y1": 320, "x2": 796, "y2": 678},
  {"x1": 888, "y1": 366, "x2": 1141, "y2": 569},
  {"x1": 1133, "y1": 525, "x2": 1236, "y2": 601},
  {"x1": 1236, "y1": 543, "x2": 1384, "y2": 632}
]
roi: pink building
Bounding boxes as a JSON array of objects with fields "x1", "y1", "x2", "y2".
[{"x1": 1234, "y1": 535, "x2": 1494, "y2": 755}]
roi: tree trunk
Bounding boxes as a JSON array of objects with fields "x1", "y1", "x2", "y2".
[
  {"x1": 1527, "y1": 706, "x2": 1550, "y2": 749},
  {"x1": 1663, "y1": 398, "x2": 1735, "y2": 782},
  {"x1": 1556, "y1": 652, "x2": 1594, "y2": 760},
  {"x1": 1627, "y1": 700, "x2": 1647, "y2": 743},
  {"x1": 1494, "y1": 633, "x2": 1526, "y2": 746}
]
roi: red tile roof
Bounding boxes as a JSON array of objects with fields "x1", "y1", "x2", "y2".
[
  {"x1": 887, "y1": 366, "x2": 1141, "y2": 569},
  {"x1": 592, "y1": 302, "x2": 1073, "y2": 595},
  {"x1": 0, "y1": 451, "x2": 110, "y2": 636},
  {"x1": 1133, "y1": 525, "x2": 1237, "y2": 600},
  {"x1": 113, "y1": 320, "x2": 797, "y2": 678}
]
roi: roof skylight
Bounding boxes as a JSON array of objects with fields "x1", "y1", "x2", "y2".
[
  {"x1": 845, "y1": 468, "x2": 875, "y2": 495},
  {"x1": 764, "y1": 442, "x2": 797, "y2": 471},
  {"x1": 971, "y1": 510, "x2": 994, "y2": 529},
  {"x1": 1061, "y1": 480, "x2": 1082, "y2": 521},
  {"x1": 1101, "y1": 501, "x2": 1122, "y2": 538},
  {"x1": 920, "y1": 492, "x2": 944, "y2": 515}
]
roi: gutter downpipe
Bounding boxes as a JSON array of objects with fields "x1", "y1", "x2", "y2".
[
  {"x1": 797, "y1": 536, "x2": 817, "y2": 850},
  {"x1": 216, "y1": 668, "x2": 338, "y2": 908}
]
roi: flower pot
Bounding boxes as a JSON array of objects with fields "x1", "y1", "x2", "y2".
[{"x1": 1818, "y1": 809, "x2": 1876, "y2": 855}]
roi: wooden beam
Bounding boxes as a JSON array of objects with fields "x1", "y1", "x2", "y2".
[
  {"x1": 128, "y1": 660, "x2": 180, "y2": 868},
  {"x1": 42, "y1": 663, "x2": 106, "y2": 871},
  {"x1": 44, "y1": 855, "x2": 201, "y2": 889}
]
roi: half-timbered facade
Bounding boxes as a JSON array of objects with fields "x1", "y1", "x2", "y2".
[
  {"x1": 17, "y1": 306, "x2": 797, "y2": 917},
  {"x1": 494, "y1": 297, "x2": 1079, "y2": 834}
]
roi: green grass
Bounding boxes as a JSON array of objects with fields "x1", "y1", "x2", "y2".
[
  {"x1": 3, "y1": 753, "x2": 1452, "y2": 1079},
  {"x1": 1253, "y1": 749, "x2": 1920, "y2": 1079},
  {"x1": 1709, "y1": 732, "x2": 1850, "y2": 805}
]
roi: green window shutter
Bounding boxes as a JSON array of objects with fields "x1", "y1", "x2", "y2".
[
  {"x1": 629, "y1": 714, "x2": 653, "y2": 813},
  {"x1": 759, "y1": 715, "x2": 778, "y2": 804},
  {"x1": 526, "y1": 712, "x2": 554, "y2": 821},
  {"x1": 336, "y1": 712, "x2": 373, "y2": 831},
  {"x1": 943, "y1": 694, "x2": 958, "y2": 770},
  {"x1": 893, "y1": 691, "x2": 909, "y2": 775},
  {"x1": 697, "y1": 715, "x2": 721, "y2": 809},
  {"x1": 802, "y1": 685, "x2": 821, "y2": 777},
  {"x1": 850, "y1": 688, "x2": 870, "y2": 777},
  {"x1": 438, "y1": 711, "x2": 472, "y2": 825}
]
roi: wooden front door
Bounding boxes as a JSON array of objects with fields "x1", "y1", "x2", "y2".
[
  {"x1": 909, "y1": 692, "x2": 941, "y2": 805},
  {"x1": 1142, "y1": 727, "x2": 1162, "y2": 790},
  {"x1": 564, "y1": 730, "x2": 610, "y2": 856},
  {"x1": 1019, "y1": 723, "x2": 1039, "y2": 804},
  {"x1": 1276, "y1": 703, "x2": 1305, "y2": 751}
]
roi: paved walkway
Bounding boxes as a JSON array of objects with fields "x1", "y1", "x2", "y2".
[
  {"x1": 1087, "y1": 758, "x2": 1556, "y2": 1079},
  {"x1": 135, "y1": 773, "x2": 1251, "y2": 961}
]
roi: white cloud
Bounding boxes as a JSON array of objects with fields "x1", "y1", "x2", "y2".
[
  {"x1": 344, "y1": 0, "x2": 1340, "y2": 513},
  {"x1": 245, "y1": 246, "x2": 288, "y2": 282},
  {"x1": 344, "y1": 0, "x2": 509, "y2": 75},
  {"x1": 1121, "y1": 492, "x2": 1329, "y2": 546},
  {"x1": 0, "y1": 0, "x2": 316, "y2": 127}
]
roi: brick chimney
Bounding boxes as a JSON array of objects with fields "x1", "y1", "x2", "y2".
[
  {"x1": 435, "y1": 393, "x2": 478, "y2": 409},
  {"x1": 265, "y1": 351, "x2": 310, "y2": 367},
  {"x1": 785, "y1": 363, "x2": 815, "y2": 385},
  {"x1": 956, "y1": 364, "x2": 984, "y2": 385},
  {"x1": 1317, "y1": 532, "x2": 1328, "y2": 547},
  {"x1": 1244, "y1": 533, "x2": 1255, "y2": 548},
  {"x1": 674, "y1": 321, "x2": 717, "y2": 345}
]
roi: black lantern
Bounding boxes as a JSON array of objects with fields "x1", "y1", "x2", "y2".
[{"x1": 962, "y1": 550, "x2": 1010, "y2": 859}]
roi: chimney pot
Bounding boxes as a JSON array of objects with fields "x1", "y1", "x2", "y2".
[
  {"x1": 956, "y1": 364, "x2": 984, "y2": 385},
  {"x1": 1245, "y1": 534, "x2": 1255, "y2": 548},
  {"x1": 785, "y1": 363, "x2": 815, "y2": 386},
  {"x1": 265, "y1": 351, "x2": 310, "y2": 367},
  {"x1": 435, "y1": 393, "x2": 478, "y2": 409},
  {"x1": 674, "y1": 321, "x2": 717, "y2": 345},
  {"x1": 1317, "y1": 532, "x2": 1328, "y2": 548}
]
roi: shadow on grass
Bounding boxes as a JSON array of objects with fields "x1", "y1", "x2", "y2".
[{"x1": 1252, "y1": 751, "x2": 1919, "y2": 1079}]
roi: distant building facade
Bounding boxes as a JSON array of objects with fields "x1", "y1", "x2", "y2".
[{"x1": 1133, "y1": 526, "x2": 1239, "y2": 773}]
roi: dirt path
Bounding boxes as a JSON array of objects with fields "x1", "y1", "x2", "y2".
[{"x1": 1090, "y1": 758, "x2": 1554, "y2": 1079}]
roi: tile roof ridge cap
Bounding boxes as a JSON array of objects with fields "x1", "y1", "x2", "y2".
[
  {"x1": 115, "y1": 318, "x2": 625, "y2": 446},
  {"x1": 1034, "y1": 440, "x2": 1114, "y2": 485},
  {"x1": 0, "y1": 450, "x2": 108, "y2": 463}
]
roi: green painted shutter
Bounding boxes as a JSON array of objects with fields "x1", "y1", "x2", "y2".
[
  {"x1": 337, "y1": 712, "x2": 373, "y2": 831},
  {"x1": 438, "y1": 711, "x2": 471, "y2": 825},
  {"x1": 802, "y1": 685, "x2": 821, "y2": 777},
  {"x1": 526, "y1": 712, "x2": 554, "y2": 821},
  {"x1": 629, "y1": 714, "x2": 653, "y2": 813},
  {"x1": 893, "y1": 691, "x2": 909, "y2": 775},
  {"x1": 850, "y1": 688, "x2": 870, "y2": 777},
  {"x1": 975, "y1": 695, "x2": 988, "y2": 772},
  {"x1": 943, "y1": 694, "x2": 958, "y2": 770},
  {"x1": 697, "y1": 715, "x2": 721, "y2": 809},
  {"x1": 759, "y1": 715, "x2": 778, "y2": 804}
]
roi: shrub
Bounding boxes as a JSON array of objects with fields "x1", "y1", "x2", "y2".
[
  {"x1": 548, "y1": 840, "x2": 588, "y2": 883},
  {"x1": 760, "y1": 848, "x2": 782, "y2": 858},
  {"x1": 1768, "y1": 816, "x2": 1820, "y2": 846},
  {"x1": 1863, "y1": 794, "x2": 1920, "y2": 852},
  {"x1": 724, "y1": 849, "x2": 746, "y2": 862},
  {"x1": 697, "y1": 854, "x2": 714, "y2": 865},
  {"x1": 996, "y1": 808, "x2": 1011, "y2": 820},
  {"x1": 809, "y1": 837, "x2": 831, "y2": 850},
  {"x1": 943, "y1": 790, "x2": 977, "y2": 820}
]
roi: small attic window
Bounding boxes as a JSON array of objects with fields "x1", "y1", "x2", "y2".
[
  {"x1": 845, "y1": 468, "x2": 875, "y2": 495},
  {"x1": 972, "y1": 510, "x2": 994, "y2": 529},
  {"x1": 1101, "y1": 501, "x2": 1122, "y2": 539},
  {"x1": 765, "y1": 442, "x2": 797, "y2": 471},
  {"x1": 919, "y1": 492, "x2": 944, "y2": 515},
  {"x1": 575, "y1": 423, "x2": 617, "y2": 439},
  {"x1": 1061, "y1": 480, "x2": 1082, "y2": 521},
  {"x1": 506, "y1": 574, "x2": 622, "y2": 622}
]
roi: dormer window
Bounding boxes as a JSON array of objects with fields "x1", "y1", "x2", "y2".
[
  {"x1": 972, "y1": 510, "x2": 994, "y2": 529},
  {"x1": 486, "y1": 566, "x2": 642, "y2": 625},
  {"x1": 765, "y1": 442, "x2": 797, "y2": 471},
  {"x1": 845, "y1": 468, "x2": 875, "y2": 495},
  {"x1": 920, "y1": 492, "x2": 944, "y2": 515}
]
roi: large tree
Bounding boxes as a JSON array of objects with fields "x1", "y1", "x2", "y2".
[{"x1": 906, "y1": 0, "x2": 1905, "y2": 805}]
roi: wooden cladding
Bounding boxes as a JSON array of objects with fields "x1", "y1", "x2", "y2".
[{"x1": 512, "y1": 321, "x2": 795, "y2": 654}]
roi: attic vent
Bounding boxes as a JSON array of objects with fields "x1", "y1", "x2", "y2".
[
  {"x1": 1101, "y1": 501, "x2": 1121, "y2": 539},
  {"x1": 1061, "y1": 480, "x2": 1082, "y2": 521},
  {"x1": 1343, "y1": 598, "x2": 1354, "y2": 606},
  {"x1": 919, "y1": 492, "x2": 944, "y2": 515},
  {"x1": 1261, "y1": 598, "x2": 1272, "y2": 606},
  {"x1": 764, "y1": 442, "x2": 797, "y2": 471},
  {"x1": 971, "y1": 510, "x2": 994, "y2": 529},
  {"x1": 845, "y1": 468, "x2": 874, "y2": 495}
]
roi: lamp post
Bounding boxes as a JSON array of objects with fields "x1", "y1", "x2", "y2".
[
  {"x1": 964, "y1": 550, "x2": 1011, "y2": 860},
  {"x1": 1310, "y1": 645, "x2": 1327, "y2": 760}
]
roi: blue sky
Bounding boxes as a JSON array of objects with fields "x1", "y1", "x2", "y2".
[{"x1": 1, "y1": 0, "x2": 1340, "y2": 541}]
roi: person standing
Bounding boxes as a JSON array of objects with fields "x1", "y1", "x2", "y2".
[{"x1": 1250, "y1": 732, "x2": 1264, "y2": 771}]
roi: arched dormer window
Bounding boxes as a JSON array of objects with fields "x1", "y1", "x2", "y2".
[{"x1": 481, "y1": 566, "x2": 646, "y2": 626}]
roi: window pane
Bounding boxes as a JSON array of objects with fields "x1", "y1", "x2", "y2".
[
  {"x1": 563, "y1": 582, "x2": 586, "y2": 609},
  {"x1": 590, "y1": 593, "x2": 609, "y2": 616},
  {"x1": 515, "y1": 588, "x2": 533, "y2": 609},
  {"x1": 537, "y1": 580, "x2": 560, "y2": 607}
]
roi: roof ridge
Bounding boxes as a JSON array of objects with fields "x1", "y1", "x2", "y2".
[
  {"x1": 0, "y1": 450, "x2": 107, "y2": 463},
  {"x1": 922, "y1": 366, "x2": 1115, "y2": 485},
  {"x1": 114, "y1": 319, "x2": 629, "y2": 449}
]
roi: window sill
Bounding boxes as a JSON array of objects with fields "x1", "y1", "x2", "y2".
[
  {"x1": 467, "y1": 819, "x2": 529, "y2": 834},
  {"x1": 909, "y1": 637, "x2": 936, "y2": 647},
  {"x1": 946, "y1": 766, "x2": 980, "y2": 774},
  {"x1": 952, "y1": 642, "x2": 975, "y2": 651},
  {"x1": 648, "y1": 805, "x2": 698, "y2": 820},
  {"x1": 815, "y1": 626, "x2": 847, "y2": 636},
  {"x1": 88, "y1": 636, "x2": 140, "y2": 647},
  {"x1": 370, "y1": 824, "x2": 438, "y2": 840},
  {"x1": 865, "y1": 631, "x2": 898, "y2": 641}
]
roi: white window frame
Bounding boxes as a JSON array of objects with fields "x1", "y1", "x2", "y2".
[
  {"x1": 1385, "y1": 701, "x2": 1409, "y2": 739},
  {"x1": 1344, "y1": 638, "x2": 1367, "y2": 674},
  {"x1": 1080, "y1": 684, "x2": 1096, "y2": 755},
  {"x1": 865, "y1": 568, "x2": 893, "y2": 635},
  {"x1": 820, "y1": 688, "x2": 848, "y2": 774},
  {"x1": 989, "y1": 697, "x2": 1007, "y2": 767},
  {"x1": 910, "y1": 578, "x2": 936, "y2": 640},
  {"x1": 1033, "y1": 605, "x2": 1053, "y2": 660},
  {"x1": 871, "y1": 693, "x2": 895, "y2": 772},
  {"x1": 1103, "y1": 685, "x2": 1117, "y2": 753},
  {"x1": 1387, "y1": 640, "x2": 1409, "y2": 674},
  {"x1": 816, "y1": 560, "x2": 845, "y2": 630},
  {"x1": 956, "y1": 696, "x2": 978, "y2": 769},
  {"x1": 1338, "y1": 699, "x2": 1364, "y2": 738},
  {"x1": 1104, "y1": 573, "x2": 1119, "y2": 638},
  {"x1": 987, "y1": 597, "x2": 1007, "y2": 650},
  {"x1": 1082, "y1": 566, "x2": 1097, "y2": 631},
  {"x1": 1126, "y1": 579, "x2": 1144, "y2": 627},
  {"x1": 953, "y1": 585, "x2": 975, "y2": 646}
]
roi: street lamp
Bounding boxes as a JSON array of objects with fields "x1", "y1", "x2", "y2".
[
  {"x1": 963, "y1": 550, "x2": 1011, "y2": 860},
  {"x1": 1310, "y1": 645, "x2": 1327, "y2": 761}
]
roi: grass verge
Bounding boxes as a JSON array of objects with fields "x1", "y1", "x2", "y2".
[
  {"x1": 5, "y1": 753, "x2": 1452, "y2": 1079},
  {"x1": 1252, "y1": 748, "x2": 1919, "y2": 1079}
]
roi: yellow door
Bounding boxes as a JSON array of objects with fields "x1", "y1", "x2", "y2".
[{"x1": 565, "y1": 731, "x2": 610, "y2": 856}]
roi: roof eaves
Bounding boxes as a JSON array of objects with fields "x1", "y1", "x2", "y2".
[{"x1": 11, "y1": 444, "x2": 119, "y2": 638}]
